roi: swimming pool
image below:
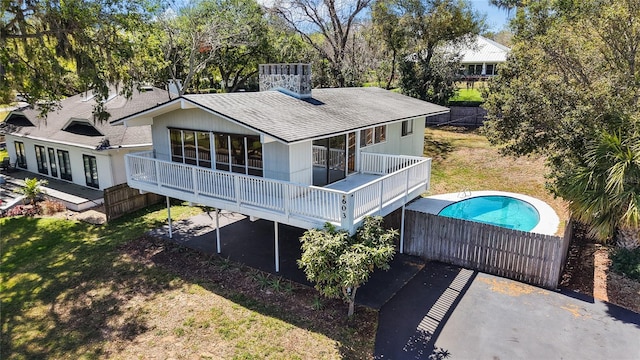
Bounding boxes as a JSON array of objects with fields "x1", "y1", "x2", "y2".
[{"x1": 437, "y1": 195, "x2": 540, "y2": 231}]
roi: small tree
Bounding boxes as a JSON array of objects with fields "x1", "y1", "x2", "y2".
[
  {"x1": 16, "y1": 178, "x2": 47, "y2": 205},
  {"x1": 298, "y1": 216, "x2": 397, "y2": 317}
]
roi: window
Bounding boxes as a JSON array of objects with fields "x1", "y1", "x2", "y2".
[
  {"x1": 15, "y1": 141, "x2": 26, "y2": 168},
  {"x1": 83, "y1": 155, "x2": 99, "y2": 188},
  {"x1": 486, "y1": 64, "x2": 495, "y2": 76},
  {"x1": 197, "y1": 132, "x2": 211, "y2": 168},
  {"x1": 229, "y1": 134, "x2": 246, "y2": 174},
  {"x1": 169, "y1": 128, "x2": 262, "y2": 176},
  {"x1": 35, "y1": 145, "x2": 48, "y2": 175},
  {"x1": 170, "y1": 129, "x2": 183, "y2": 162},
  {"x1": 374, "y1": 126, "x2": 386, "y2": 143},
  {"x1": 215, "y1": 133, "x2": 230, "y2": 171},
  {"x1": 57, "y1": 150, "x2": 72, "y2": 181},
  {"x1": 246, "y1": 137, "x2": 263, "y2": 176},
  {"x1": 402, "y1": 119, "x2": 414, "y2": 136},
  {"x1": 360, "y1": 125, "x2": 387, "y2": 147},
  {"x1": 48, "y1": 148, "x2": 58, "y2": 177}
]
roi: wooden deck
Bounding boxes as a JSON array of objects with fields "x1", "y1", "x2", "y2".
[{"x1": 125, "y1": 151, "x2": 432, "y2": 233}]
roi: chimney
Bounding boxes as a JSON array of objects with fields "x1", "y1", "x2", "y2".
[
  {"x1": 168, "y1": 79, "x2": 183, "y2": 96},
  {"x1": 259, "y1": 64, "x2": 311, "y2": 99}
]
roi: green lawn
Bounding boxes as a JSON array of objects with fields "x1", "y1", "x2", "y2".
[
  {"x1": 1, "y1": 204, "x2": 375, "y2": 359},
  {"x1": 424, "y1": 126, "x2": 569, "y2": 234},
  {"x1": 450, "y1": 88, "x2": 484, "y2": 102}
]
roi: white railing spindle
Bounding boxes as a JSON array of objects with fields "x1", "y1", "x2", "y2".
[{"x1": 125, "y1": 151, "x2": 431, "y2": 231}]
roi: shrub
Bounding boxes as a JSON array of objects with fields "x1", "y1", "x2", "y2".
[
  {"x1": 41, "y1": 199, "x2": 66, "y2": 215},
  {"x1": 15, "y1": 178, "x2": 47, "y2": 205},
  {"x1": 610, "y1": 247, "x2": 640, "y2": 281},
  {"x1": 6, "y1": 204, "x2": 42, "y2": 217}
]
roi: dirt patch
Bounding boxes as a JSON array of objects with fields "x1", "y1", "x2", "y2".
[
  {"x1": 44, "y1": 205, "x2": 107, "y2": 225},
  {"x1": 561, "y1": 223, "x2": 640, "y2": 314},
  {"x1": 477, "y1": 277, "x2": 547, "y2": 297},
  {"x1": 102, "y1": 236, "x2": 378, "y2": 359}
]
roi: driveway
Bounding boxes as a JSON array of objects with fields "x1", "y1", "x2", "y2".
[{"x1": 375, "y1": 262, "x2": 640, "y2": 359}]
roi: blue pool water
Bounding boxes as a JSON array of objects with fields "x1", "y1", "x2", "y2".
[{"x1": 438, "y1": 195, "x2": 540, "y2": 231}]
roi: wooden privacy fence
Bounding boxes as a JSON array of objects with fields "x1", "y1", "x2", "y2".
[
  {"x1": 402, "y1": 210, "x2": 572, "y2": 289},
  {"x1": 103, "y1": 183, "x2": 163, "y2": 222}
]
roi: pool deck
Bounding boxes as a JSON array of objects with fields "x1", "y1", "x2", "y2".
[{"x1": 406, "y1": 190, "x2": 560, "y2": 236}]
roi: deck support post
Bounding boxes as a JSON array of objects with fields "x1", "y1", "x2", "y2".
[
  {"x1": 215, "y1": 208, "x2": 221, "y2": 254},
  {"x1": 274, "y1": 221, "x2": 280, "y2": 272},
  {"x1": 400, "y1": 204, "x2": 406, "y2": 254},
  {"x1": 166, "y1": 196, "x2": 173, "y2": 239}
]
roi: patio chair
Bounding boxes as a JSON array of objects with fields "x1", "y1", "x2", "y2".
[{"x1": 0, "y1": 157, "x2": 15, "y2": 172}]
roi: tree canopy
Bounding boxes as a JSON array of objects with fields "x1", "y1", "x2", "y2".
[
  {"x1": 298, "y1": 216, "x2": 397, "y2": 317},
  {"x1": 371, "y1": 0, "x2": 484, "y2": 104},
  {"x1": 271, "y1": 0, "x2": 372, "y2": 87},
  {"x1": 1, "y1": 0, "x2": 163, "y2": 118},
  {"x1": 483, "y1": 0, "x2": 640, "y2": 244}
]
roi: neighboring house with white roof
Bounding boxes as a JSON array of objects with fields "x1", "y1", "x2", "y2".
[
  {"x1": 115, "y1": 64, "x2": 448, "y2": 269},
  {"x1": 1, "y1": 87, "x2": 171, "y2": 196},
  {"x1": 459, "y1": 35, "x2": 510, "y2": 78}
]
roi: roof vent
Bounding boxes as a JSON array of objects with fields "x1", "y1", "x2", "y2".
[{"x1": 259, "y1": 64, "x2": 311, "y2": 99}]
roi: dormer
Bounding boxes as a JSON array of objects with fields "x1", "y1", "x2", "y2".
[
  {"x1": 62, "y1": 118, "x2": 103, "y2": 136},
  {"x1": 5, "y1": 113, "x2": 34, "y2": 127},
  {"x1": 259, "y1": 63, "x2": 312, "y2": 99}
]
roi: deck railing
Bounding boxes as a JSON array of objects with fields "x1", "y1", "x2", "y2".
[{"x1": 126, "y1": 151, "x2": 430, "y2": 231}]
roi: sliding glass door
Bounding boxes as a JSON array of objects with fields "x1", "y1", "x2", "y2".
[{"x1": 313, "y1": 132, "x2": 356, "y2": 186}]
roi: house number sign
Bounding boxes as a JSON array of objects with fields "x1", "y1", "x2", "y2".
[{"x1": 341, "y1": 195, "x2": 347, "y2": 218}]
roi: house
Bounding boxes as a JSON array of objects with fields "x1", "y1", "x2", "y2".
[
  {"x1": 114, "y1": 64, "x2": 448, "y2": 270},
  {"x1": 1, "y1": 86, "x2": 171, "y2": 209},
  {"x1": 459, "y1": 35, "x2": 510, "y2": 79}
]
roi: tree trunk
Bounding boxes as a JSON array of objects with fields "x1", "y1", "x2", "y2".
[
  {"x1": 347, "y1": 286, "x2": 358, "y2": 317},
  {"x1": 616, "y1": 227, "x2": 640, "y2": 250},
  {"x1": 386, "y1": 48, "x2": 397, "y2": 90}
]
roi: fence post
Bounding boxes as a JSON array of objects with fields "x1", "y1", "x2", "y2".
[
  {"x1": 284, "y1": 184, "x2": 290, "y2": 217},
  {"x1": 192, "y1": 167, "x2": 198, "y2": 197},
  {"x1": 234, "y1": 176, "x2": 241, "y2": 206},
  {"x1": 155, "y1": 159, "x2": 161, "y2": 189},
  {"x1": 341, "y1": 193, "x2": 355, "y2": 233}
]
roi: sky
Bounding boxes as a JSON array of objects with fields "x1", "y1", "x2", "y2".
[{"x1": 468, "y1": 0, "x2": 513, "y2": 32}]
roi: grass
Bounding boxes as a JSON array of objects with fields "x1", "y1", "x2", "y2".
[
  {"x1": 1, "y1": 203, "x2": 376, "y2": 359},
  {"x1": 423, "y1": 126, "x2": 569, "y2": 234},
  {"x1": 450, "y1": 88, "x2": 484, "y2": 102}
]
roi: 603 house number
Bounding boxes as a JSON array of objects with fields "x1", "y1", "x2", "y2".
[{"x1": 341, "y1": 195, "x2": 347, "y2": 218}]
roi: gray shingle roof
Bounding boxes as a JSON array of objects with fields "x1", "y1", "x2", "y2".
[
  {"x1": 3, "y1": 87, "x2": 170, "y2": 148},
  {"x1": 183, "y1": 87, "x2": 449, "y2": 143}
]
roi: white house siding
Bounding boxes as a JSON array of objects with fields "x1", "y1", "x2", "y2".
[
  {"x1": 359, "y1": 117, "x2": 426, "y2": 157},
  {"x1": 289, "y1": 141, "x2": 312, "y2": 184},
  {"x1": 109, "y1": 148, "x2": 149, "y2": 185},
  {"x1": 263, "y1": 141, "x2": 289, "y2": 181},
  {"x1": 4, "y1": 134, "x2": 139, "y2": 190},
  {"x1": 151, "y1": 108, "x2": 260, "y2": 161}
]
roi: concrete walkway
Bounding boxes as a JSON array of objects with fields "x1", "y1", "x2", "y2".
[
  {"x1": 375, "y1": 262, "x2": 640, "y2": 359},
  {"x1": 149, "y1": 211, "x2": 425, "y2": 309}
]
